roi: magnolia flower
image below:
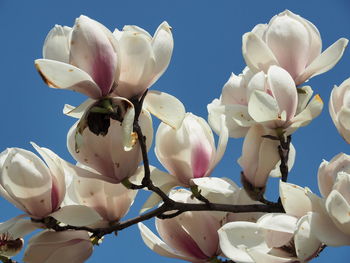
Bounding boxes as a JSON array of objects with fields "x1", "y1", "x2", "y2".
[
  {"x1": 306, "y1": 154, "x2": 350, "y2": 246},
  {"x1": 67, "y1": 110, "x2": 153, "y2": 184},
  {"x1": 155, "y1": 113, "x2": 228, "y2": 186},
  {"x1": 0, "y1": 145, "x2": 66, "y2": 218},
  {"x1": 23, "y1": 230, "x2": 93, "y2": 263},
  {"x1": 112, "y1": 22, "x2": 173, "y2": 99},
  {"x1": 35, "y1": 15, "x2": 120, "y2": 99},
  {"x1": 139, "y1": 189, "x2": 223, "y2": 262},
  {"x1": 219, "y1": 213, "x2": 322, "y2": 263},
  {"x1": 247, "y1": 66, "x2": 323, "y2": 133},
  {"x1": 329, "y1": 77, "x2": 350, "y2": 143},
  {"x1": 64, "y1": 164, "x2": 137, "y2": 227},
  {"x1": 208, "y1": 66, "x2": 323, "y2": 139},
  {"x1": 243, "y1": 10, "x2": 348, "y2": 85}
]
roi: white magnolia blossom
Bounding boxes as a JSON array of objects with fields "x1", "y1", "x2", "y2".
[
  {"x1": 36, "y1": 15, "x2": 120, "y2": 99},
  {"x1": 307, "y1": 154, "x2": 350, "y2": 246},
  {"x1": 23, "y1": 230, "x2": 93, "y2": 263},
  {"x1": 67, "y1": 110, "x2": 153, "y2": 184},
  {"x1": 64, "y1": 163, "x2": 137, "y2": 227},
  {"x1": 242, "y1": 10, "x2": 348, "y2": 85},
  {"x1": 219, "y1": 182, "x2": 324, "y2": 263},
  {"x1": 112, "y1": 22, "x2": 173, "y2": 99},
  {"x1": 139, "y1": 189, "x2": 225, "y2": 262},
  {"x1": 0, "y1": 144, "x2": 66, "y2": 218},
  {"x1": 208, "y1": 66, "x2": 323, "y2": 139},
  {"x1": 155, "y1": 113, "x2": 228, "y2": 186},
  {"x1": 247, "y1": 66, "x2": 323, "y2": 133},
  {"x1": 329, "y1": 77, "x2": 350, "y2": 143},
  {"x1": 219, "y1": 213, "x2": 321, "y2": 263}
]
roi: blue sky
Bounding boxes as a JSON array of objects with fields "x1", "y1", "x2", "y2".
[{"x1": 0, "y1": 0, "x2": 350, "y2": 262}]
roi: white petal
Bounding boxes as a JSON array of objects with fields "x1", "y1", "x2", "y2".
[
  {"x1": 242, "y1": 32, "x2": 279, "y2": 73},
  {"x1": 269, "y1": 143, "x2": 296, "y2": 178},
  {"x1": 248, "y1": 90, "x2": 279, "y2": 124},
  {"x1": 295, "y1": 38, "x2": 349, "y2": 85},
  {"x1": 267, "y1": 66, "x2": 297, "y2": 121},
  {"x1": 144, "y1": 90, "x2": 185, "y2": 129},
  {"x1": 308, "y1": 212, "x2": 350, "y2": 246},
  {"x1": 294, "y1": 215, "x2": 321, "y2": 261},
  {"x1": 296, "y1": 86, "x2": 313, "y2": 114},
  {"x1": 218, "y1": 222, "x2": 268, "y2": 263},
  {"x1": 325, "y1": 190, "x2": 350, "y2": 234},
  {"x1": 279, "y1": 182, "x2": 313, "y2": 217},
  {"x1": 287, "y1": 94, "x2": 323, "y2": 133},
  {"x1": 122, "y1": 106, "x2": 136, "y2": 151},
  {"x1": 35, "y1": 59, "x2": 102, "y2": 99},
  {"x1": 247, "y1": 249, "x2": 295, "y2": 263},
  {"x1": 191, "y1": 177, "x2": 236, "y2": 196},
  {"x1": 62, "y1": 99, "x2": 95, "y2": 119},
  {"x1": 43, "y1": 25, "x2": 71, "y2": 63},
  {"x1": 0, "y1": 215, "x2": 40, "y2": 239},
  {"x1": 50, "y1": 205, "x2": 102, "y2": 226},
  {"x1": 207, "y1": 99, "x2": 251, "y2": 138},
  {"x1": 151, "y1": 21, "x2": 173, "y2": 85}
]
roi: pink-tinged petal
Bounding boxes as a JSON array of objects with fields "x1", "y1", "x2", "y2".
[
  {"x1": 151, "y1": 21, "x2": 173, "y2": 86},
  {"x1": 156, "y1": 217, "x2": 209, "y2": 260},
  {"x1": 144, "y1": 90, "x2": 186, "y2": 129},
  {"x1": 30, "y1": 143, "x2": 66, "y2": 211},
  {"x1": 63, "y1": 99, "x2": 95, "y2": 119},
  {"x1": 267, "y1": 66, "x2": 297, "y2": 122},
  {"x1": 264, "y1": 12, "x2": 311, "y2": 79},
  {"x1": 138, "y1": 223, "x2": 195, "y2": 262},
  {"x1": 43, "y1": 25, "x2": 71, "y2": 63},
  {"x1": 242, "y1": 32, "x2": 279, "y2": 73},
  {"x1": 308, "y1": 212, "x2": 350, "y2": 246},
  {"x1": 191, "y1": 141, "x2": 211, "y2": 179},
  {"x1": 218, "y1": 222, "x2": 268, "y2": 263},
  {"x1": 1, "y1": 148, "x2": 53, "y2": 217},
  {"x1": 50, "y1": 205, "x2": 102, "y2": 227},
  {"x1": 35, "y1": 59, "x2": 102, "y2": 99},
  {"x1": 23, "y1": 230, "x2": 92, "y2": 263},
  {"x1": 295, "y1": 38, "x2": 349, "y2": 85},
  {"x1": 70, "y1": 15, "x2": 118, "y2": 96},
  {"x1": 294, "y1": 215, "x2": 322, "y2": 261}
]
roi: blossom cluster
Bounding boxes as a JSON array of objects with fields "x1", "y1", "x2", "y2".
[{"x1": 0, "y1": 10, "x2": 349, "y2": 263}]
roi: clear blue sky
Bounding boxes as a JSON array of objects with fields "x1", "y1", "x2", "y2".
[{"x1": 0, "y1": 0, "x2": 349, "y2": 262}]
